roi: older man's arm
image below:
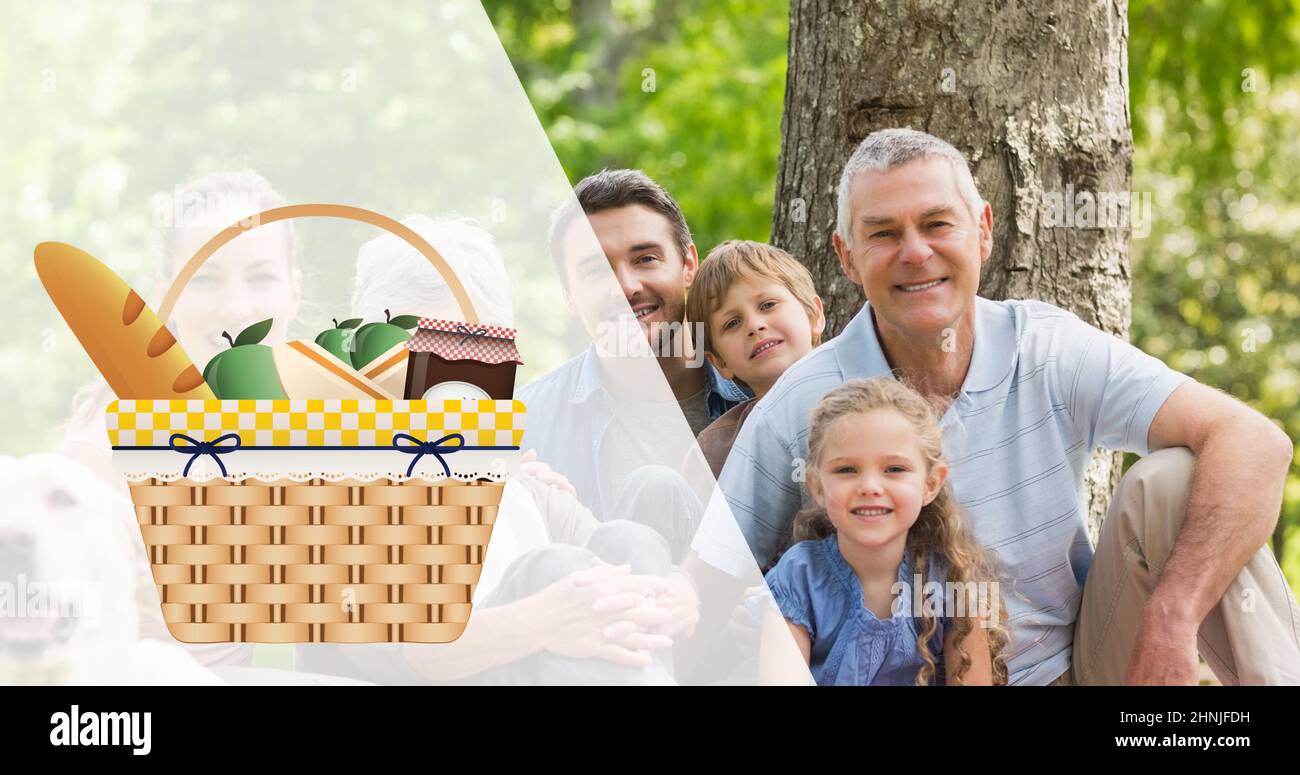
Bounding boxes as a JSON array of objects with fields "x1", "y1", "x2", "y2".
[{"x1": 1127, "y1": 380, "x2": 1295, "y2": 684}]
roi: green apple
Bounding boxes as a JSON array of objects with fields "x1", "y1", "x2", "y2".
[
  {"x1": 351, "y1": 310, "x2": 419, "y2": 369},
  {"x1": 314, "y1": 318, "x2": 362, "y2": 364},
  {"x1": 202, "y1": 318, "x2": 288, "y2": 399}
]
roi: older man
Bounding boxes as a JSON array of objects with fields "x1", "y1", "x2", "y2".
[{"x1": 688, "y1": 128, "x2": 1300, "y2": 685}]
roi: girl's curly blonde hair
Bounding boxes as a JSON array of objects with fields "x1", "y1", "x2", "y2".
[{"x1": 793, "y1": 377, "x2": 1011, "y2": 685}]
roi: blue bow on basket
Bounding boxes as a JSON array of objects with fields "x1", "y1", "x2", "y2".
[
  {"x1": 392, "y1": 432, "x2": 466, "y2": 478},
  {"x1": 168, "y1": 433, "x2": 242, "y2": 477}
]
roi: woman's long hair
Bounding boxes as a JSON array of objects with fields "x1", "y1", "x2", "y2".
[{"x1": 792, "y1": 377, "x2": 1011, "y2": 685}]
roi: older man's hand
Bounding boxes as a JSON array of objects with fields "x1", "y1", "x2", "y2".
[{"x1": 1124, "y1": 611, "x2": 1200, "y2": 685}]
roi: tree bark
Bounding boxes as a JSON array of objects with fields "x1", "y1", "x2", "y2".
[{"x1": 772, "y1": 0, "x2": 1133, "y2": 540}]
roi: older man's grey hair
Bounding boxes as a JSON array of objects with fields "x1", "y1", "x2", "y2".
[
  {"x1": 351, "y1": 214, "x2": 514, "y2": 327},
  {"x1": 835, "y1": 128, "x2": 985, "y2": 248}
]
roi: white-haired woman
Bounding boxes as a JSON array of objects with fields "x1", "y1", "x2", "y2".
[{"x1": 350, "y1": 213, "x2": 513, "y2": 328}]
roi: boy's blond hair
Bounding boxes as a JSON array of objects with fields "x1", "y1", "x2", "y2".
[{"x1": 686, "y1": 240, "x2": 822, "y2": 356}]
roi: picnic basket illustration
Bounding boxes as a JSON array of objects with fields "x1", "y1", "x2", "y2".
[{"x1": 36, "y1": 204, "x2": 525, "y2": 644}]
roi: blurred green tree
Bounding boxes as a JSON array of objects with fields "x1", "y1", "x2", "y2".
[{"x1": 1128, "y1": 0, "x2": 1300, "y2": 574}]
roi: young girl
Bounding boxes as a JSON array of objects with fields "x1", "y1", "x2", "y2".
[{"x1": 761, "y1": 377, "x2": 1010, "y2": 685}]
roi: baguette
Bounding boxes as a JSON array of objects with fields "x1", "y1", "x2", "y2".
[{"x1": 34, "y1": 242, "x2": 216, "y2": 400}]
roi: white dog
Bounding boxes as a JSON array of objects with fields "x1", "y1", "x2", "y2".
[{"x1": 0, "y1": 453, "x2": 222, "y2": 685}]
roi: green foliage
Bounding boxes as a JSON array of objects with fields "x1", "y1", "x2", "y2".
[
  {"x1": 483, "y1": 0, "x2": 790, "y2": 253},
  {"x1": 1129, "y1": 0, "x2": 1300, "y2": 182},
  {"x1": 1128, "y1": 1, "x2": 1300, "y2": 582}
]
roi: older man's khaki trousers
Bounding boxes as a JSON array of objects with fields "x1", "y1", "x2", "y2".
[{"x1": 1048, "y1": 447, "x2": 1300, "y2": 686}]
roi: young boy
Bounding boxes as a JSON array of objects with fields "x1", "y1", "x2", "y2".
[{"x1": 685, "y1": 240, "x2": 826, "y2": 478}]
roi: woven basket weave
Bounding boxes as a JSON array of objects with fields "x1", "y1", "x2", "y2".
[
  {"x1": 131, "y1": 475, "x2": 501, "y2": 643},
  {"x1": 120, "y1": 204, "x2": 518, "y2": 644}
]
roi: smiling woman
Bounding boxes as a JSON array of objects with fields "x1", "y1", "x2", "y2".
[{"x1": 161, "y1": 172, "x2": 301, "y2": 372}]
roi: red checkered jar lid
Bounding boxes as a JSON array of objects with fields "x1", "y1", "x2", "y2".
[{"x1": 407, "y1": 318, "x2": 522, "y2": 365}]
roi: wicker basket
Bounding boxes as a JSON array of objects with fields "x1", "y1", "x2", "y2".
[
  {"x1": 128, "y1": 474, "x2": 502, "y2": 644},
  {"x1": 111, "y1": 204, "x2": 523, "y2": 644}
]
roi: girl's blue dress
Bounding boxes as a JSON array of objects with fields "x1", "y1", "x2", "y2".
[{"x1": 764, "y1": 534, "x2": 950, "y2": 686}]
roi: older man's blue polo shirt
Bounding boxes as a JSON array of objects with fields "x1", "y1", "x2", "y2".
[{"x1": 694, "y1": 295, "x2": 1191, "y2": 685}]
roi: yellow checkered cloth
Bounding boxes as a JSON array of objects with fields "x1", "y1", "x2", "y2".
[{"x1": 107, "y1": 399, "x2": 525, "y2": 449}]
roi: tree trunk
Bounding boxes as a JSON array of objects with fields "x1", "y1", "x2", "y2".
[{"x1": 772, "y1": 0, "x2": 1133, "y2": 540}]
